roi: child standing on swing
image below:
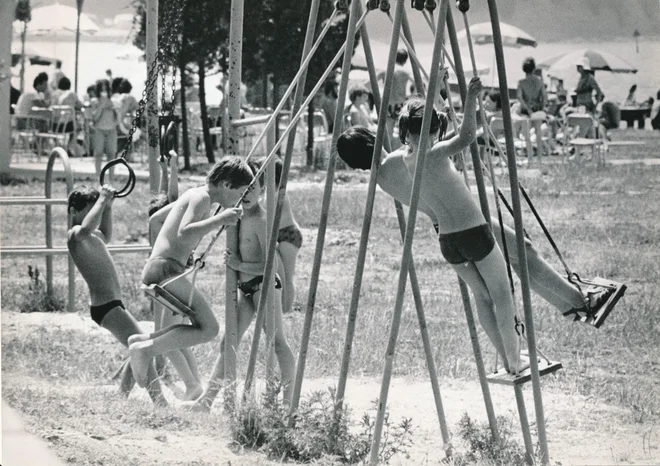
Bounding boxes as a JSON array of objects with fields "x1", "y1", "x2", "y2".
[
  {"x1": 395, "y1": 77, "x2": 527, "y2": 374},
  {"x1": 129, "y1": 156, "x2": 252, "y2": 388}
]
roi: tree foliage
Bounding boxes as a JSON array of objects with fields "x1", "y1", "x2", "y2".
[{"x1": 15, "y1": 0, "x2": 31, "y2": 22}]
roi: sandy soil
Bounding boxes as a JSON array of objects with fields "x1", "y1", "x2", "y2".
[{"x1": 2, "y1": 311, "x2": 659, "y2": 466}]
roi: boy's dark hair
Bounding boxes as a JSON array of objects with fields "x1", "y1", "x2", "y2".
[
  {"x1": 58, "y1": 76, "x2": 71, "y2": 91},
  {"x1": 95, "y1": 79, "x2": 111, "y2": 97},
  {"x1": 349, "y1": 86, "x2": 368, "y2": 103},
  {"x1": 656, "y1": 90, "x2": 660, "y2": 100},
  {"x1": 395, "y1": 48, "x2": 409, "y2": 65},
  {"x1": 111, "y1": 77, "x2": 124, "y2": 95},
  {"x1": 336, "y1": 126, "x2": 375, "y2": 170},
  {"x1": 398, "y1": 96, "x2": 448, "y2": 144},
  {"x1": 207, "y1": 156, "x2": 254, "y2": 189},
  {"x1": 68, "y1": 186, "x2": 99, "y2": 212},
  {"x1": 148, "y1": 194, "x2": 169, "y2": 217},
  {"x1": 486, "y1": 90, "x2": 502, "y2": 110},
  {"x1": 522, "y1": 57, "x2": 536, "y2": 74},
  {"x1": 86, "y1": 85, "x2": 97, "y2": 97},
  {"x1": 33, "y1": 72, "x2": 48, "y2": 89},
  {"x1": 324, "y1": 80, "x2": 338, "y2": 98},
  {"x1": 247, "y1": 159, "x2": 265, "y2": 187},
  {"x1": 118, "y1": 79, "x2": 133, "y2": 94}
]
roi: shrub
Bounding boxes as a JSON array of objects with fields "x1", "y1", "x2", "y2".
[{"x1": 19, "y1": 265, "x2": 66, "y2": 313}]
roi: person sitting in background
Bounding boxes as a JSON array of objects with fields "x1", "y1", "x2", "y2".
[
  {"x1": 10, "y1": 85, "x2": 21, "y2": 114},
  {"x1": 623, "y1": 84, "x2": 638, "y2": 107},
  {"x1": 574, "y1": 58, "x2": 602, "y2": 114},
  {"x1": 346, "y1": 86, "x2": 376, "y2": 131},
  {"x1": 597, "y1": 97, "x2": 621, "y2": 138},
  {"x1": 15, "y1": 72, "x2": 50, "y2": 116},
  {"x1": 516, "y1": 57, "x2": 546, "y2": 118},
  {"x1": 650, "y1": 92, "x2": 660, "y2": 130},
  {"x1": 57, "y1": 77, "x2": 84, "y2": 111}
]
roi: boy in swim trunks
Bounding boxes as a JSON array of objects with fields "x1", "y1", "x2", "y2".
[
  {"x1": 336, "y1": 125, "x2": 618, "y2": 330},
  {"x1": 128, "y1": 156, "x2": 251, "y2": 388},
  {"x1": 130, "y1": 151, "x2": 203, "y2": 401},
  {"x1": 273, "y1": 158, "x2": 303, "y2": 314},
  {"x1": 67, "y1": 185, "x2": 167, "y2": 406},
  {"x1": 189, "y1": 159, "x2": 296, "y2": 412}
]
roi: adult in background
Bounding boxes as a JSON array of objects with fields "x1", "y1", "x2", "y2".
[
  {"x1": 378, "y1": 48, "x2": 415, "y2": 148},
  {"x1": 516, "y1": 57, "x2": 546, "y2": 117},
  {"x1": 650, "y1": 92, "x2": 660, "y2": 130},
  {"x1": 10, "y1": 85, "x2": 21, "y2": 114},
  {"x1": 318, "y1": 79, "x2": 338, "y2": 133},
  {"x1": 574, "y1": 58, "x2": 602, "y2": 114},
  {"x1": 49, "y1": 60, "x2": 66, "y2": 92},
  {"x1": 15, "y1": 72, "x2": 50, "y2": 115},
  {"x1": 623, "y1": 84, "x2": 638, "y2": 107}
]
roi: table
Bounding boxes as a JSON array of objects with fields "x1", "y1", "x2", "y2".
[{"x1": 620, "y1": 107, "x2": 651, "y2": 129}]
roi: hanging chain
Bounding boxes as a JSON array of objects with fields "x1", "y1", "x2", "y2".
[{"x1": 119, "y1": 0, "x2": 185, "y2": 159}]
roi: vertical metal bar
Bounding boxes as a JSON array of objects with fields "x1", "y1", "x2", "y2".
[
  {"x1": 224, "y1": 0, "x2": 245, "y2": 412},
  {"x1": 369, "y1": 1, "x2": 449, "y2": 463},
  {"x1": 486, "y1": 0, "x2": 549, "y2": 463},
  {"x1": 146, "y1": 0, "x2": 160, "y2": 194},
  {"x1": 0, "y1": 0, "x2": 11, "y2": 174},
  {"x1": 444, "y1": 5, "x2": 500, "y2": 441},
  {"x1": 264, "y1": 144, "x2": 277, "y2": 390},
  {"x1": 245, "y1": 0, "x2": 324, "y2": 403},
  {"x1": 335, "y1": 0, "x2": 406, "y2": 416},
  {"x1": 400, "y1": 9, "x2": 426, "y2": 94},
  {"x1": 514, "y1": 385, "x2": 535, "y2": 464}
]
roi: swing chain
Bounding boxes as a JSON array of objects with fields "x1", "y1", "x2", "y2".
[{"x1": 514, "y1": 315, "x2": 525, "y2": 337}]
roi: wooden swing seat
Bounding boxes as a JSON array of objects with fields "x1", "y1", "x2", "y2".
[
  {"x1": 141, "y1": 284, "x2": 196, "y2": 319},
  {"x1": 586, "y1": 277, "x2": 627, "y2": 329},
  {"x1": 487, "y1": 360, "x2": 563, "y2": 386}
]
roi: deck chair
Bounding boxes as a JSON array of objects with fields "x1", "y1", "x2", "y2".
[
  {"x1": 43, "y1": 105, "x2": 77, "y2": 152},
  {"x1": 11, "y1": 113, "x2": 51, "y2": 162}
]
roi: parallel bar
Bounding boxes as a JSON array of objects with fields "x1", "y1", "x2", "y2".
[
  {"x1": 244, "y1": 0, "x2": 326, "y2": 404},
  {"x1": 369, "y1": 1, "x2": 450, "y2": 463},
  {"x1": 145, "y1": 0, "x2": 159, "y2": 193},
  {"x1": 1, "y1": 245, "x2": 152, "y2": 256},
  {"x1": 0, "y1": 198, "x2": 68, "y2": 205},
  {"x1": 486, "y1": 0, "x2": 549, "y2": 463},
  {"x1": 335, "y1": 0, "x2": 405, "y2": 417}
]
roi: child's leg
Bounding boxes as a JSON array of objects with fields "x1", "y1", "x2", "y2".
[
  {"x1": 191, "y1": 292, "x2": 255, "y2": 411},
  {"x1": 255, "y1": 285, "x2": 295, "y2": 404},
  {"x1": 451, "y1": 262, "x2": 508, "y2": 365},
  {"x1": 100, "y1": 306, "x2": 168, "y2": 406},
  {"x1": 473, "y1": 247, "x2": 523, "y2": 372},
  {"x1": 277, "y1": 245, "x2": 299, "y2": 314},
  {"x1": 160, "y1": 311, "x2": 203, "y2": 401},
  {"x1": 129, "y1": 278, "x2": 219, "y2": 388},
  {"x1": 153, "y1": 304, "x2": 167, "y2": 377},
  {"x1": 492, "y1": 220, "x2": 585, "y2": 312},
  {"x1": 93, "y1": 130, "x2": 105, "y2": 176}
]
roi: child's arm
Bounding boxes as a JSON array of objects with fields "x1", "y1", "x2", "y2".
[
  {"x1": 225, "y1": 251, "x2": 265, "y2": 275},
  {"x1": 73, "y1": 185, "x2": 116, "y2": 243},
  {"x1": 178, "y1": 195, "x2": 243, "y2": 240},
  {"x1": 149, "y1": 202, "x2": 175, "y2": 234},
  {"x1": 429, "y1": 77, "x2": 483, "y2": 158},
  {"x1": 167, "y1": 150, "x2": 179, "y2": 202}
]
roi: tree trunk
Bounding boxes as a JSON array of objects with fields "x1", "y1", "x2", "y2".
[
  {"x1": 262, "y1": 72, "x2": 268, "y2": 109},
  {"x1": 306, "y1": 100, "x2": 314, "y2": 167},
  {"x1": 179, "y1": 62, "x2": 191, "y2": 170},
  {"x1": 198, "y1": 62, "x2": 215, "y2": 164}
]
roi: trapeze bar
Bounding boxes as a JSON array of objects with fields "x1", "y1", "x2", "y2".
[{"x1": 141, "y1": 284, "x2": 196, "y2": 319}]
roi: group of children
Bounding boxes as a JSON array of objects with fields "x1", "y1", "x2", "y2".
[{"x1": 67, "y1": 76, "x2": 620, "y2": 408}]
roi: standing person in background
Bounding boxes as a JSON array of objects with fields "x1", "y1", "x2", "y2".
[
  {"x1": 378, "y1": 48, "x2": 415, "y2": 148},
  {"x1": 623, "y1": 85, "x2": 638, "y2": 107},
  {"x1": 516, "y1": 57, "x2": 546, "y2": 117},
  {"x1": 91, "y1": 79, "x2": 119, "y2": 176},
  {"x1": 318, "y1": 80, "x2": 339, "y2": 133},
  {"x1": 574, "y1": 58, "x2": 602, "y2": 114}
]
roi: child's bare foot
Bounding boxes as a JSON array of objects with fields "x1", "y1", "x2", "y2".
[
  {"x1": 182, "y1": 396, "x2": 213, "y2": 413},
  {"x1": 129, "y1": 341, "x2": 153, "y2": 388},
  {"x1": 128, "y1": 333, "x2": 150, "y2": 346},
  {"x1": 183, "y1": 384, "x2": 204, "y2": 402}
]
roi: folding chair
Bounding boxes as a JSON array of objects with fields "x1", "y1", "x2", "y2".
[
  {"x1": 11, "y1": 114, "x2": 51, "y2": 162},
  {"x1": 565, "y1": 114, "x2": 604, "y2": 165}
]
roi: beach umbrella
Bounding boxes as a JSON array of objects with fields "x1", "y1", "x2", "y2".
[
  {"x1": 456, "y1": 22, "x2": 538, "y2": 48},
  {"x1": 538, "y1": 49, "x2": 638, "y2": 74},
  {"x1": 11, "y1": 44, "x2": 58, "y2": 67},
  {"x1": 13, "y1": 3, "x2": 99, "y2": 36}
]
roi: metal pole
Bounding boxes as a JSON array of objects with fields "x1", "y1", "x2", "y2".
[
  {"x1": 244, "y1": 0, "x2": 324, "y2": 403},
  {"x1": 224, "y1": 0, "x2": 245, "y2": 412},
  {"x1": 0, "y1": 0, "x2": 14, "y2": 175},
  {"x1": 486, "y1": 0, "x2": 549, "y2": 463},
  {"x1": 445, "y1": 4, "x2": 499, "y2": 440},
  {"x1": 369, "y1": 1, "x2": 449, "y2": 463},
  {"x1": 264, "y1": 143, "x2": 277, "y2": 391},
  {"x1": 146, "y1": 0, "x2": 160, "y2": 194},
  {"x1": 335, "y1": 0, "x2": 406, "y2": 417}
]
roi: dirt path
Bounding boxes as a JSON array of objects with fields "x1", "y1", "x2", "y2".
[{"x1": 2, "y1": 312, "x2": 658, "y2": 465}]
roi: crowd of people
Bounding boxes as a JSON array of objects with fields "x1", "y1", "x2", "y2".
[{"x1": 10, "y1": 63, "x2": 140, "y2": 173}]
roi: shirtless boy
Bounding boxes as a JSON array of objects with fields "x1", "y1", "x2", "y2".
[
  {"x1": 67, "y1": 185, "x2": 167, "y2": 406},
  {"x1": 129, "y1": 156, "x2": 251, "y2": 388},
  {"x1": 131, "y1": 151, "x2": 203, "y2": 401},
  {"x1": 190, "y1": 159, "x2": 296, "y2": 411}
]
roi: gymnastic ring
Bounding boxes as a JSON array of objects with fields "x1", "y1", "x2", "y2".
[
  {"x1": 99, "y1": 158, "x2": 137, "y2": 198},
  {"x1": 456, "y1": 0, "x2": 469, "y2": 13},
  {"x1": 424, "y1": 0, "x2": 437, "y2": 12},
  {"x1": 160, "y1": 120, "x2": 177, "y2": 159},
  {"x1": 412, "y1": 0, "x2": 425, "y2": 11}
]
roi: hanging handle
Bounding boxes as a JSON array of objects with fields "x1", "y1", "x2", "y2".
[{"x1": 99, "y1": 158, "x2": 136, "y2": 198}]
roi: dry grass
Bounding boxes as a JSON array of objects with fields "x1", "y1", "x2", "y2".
[{"x1": 2, "y1": 131, "x2": 660, "y2": 464}]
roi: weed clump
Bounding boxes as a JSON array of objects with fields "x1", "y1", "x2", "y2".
[
  {"x1": 19, "y1": 265, "x2": 66, "y2": 313},
  {"x1": 232, "y1": 386, "x2": 413, "y2": 464}
]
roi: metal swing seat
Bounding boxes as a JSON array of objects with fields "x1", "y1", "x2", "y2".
[
  {"x1": 487, "y1": 360, "x2": 564, "y2": 386},
  {"x1": 141, "y1": 283, "x2": 196, "y2": 318}
]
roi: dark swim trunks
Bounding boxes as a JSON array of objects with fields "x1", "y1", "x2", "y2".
[
  {"x1": 90, "y1": 299, "x2": 125, "y2": 326},
  {"x1": 142, "y1": 256, "x2": 186, "y2": 286},
  {"x1": 277, "y1": 225, "x2": 303, "y2": 249},
  {"x1": 438, "y1": 224, "x2": 495, "y2": 265},
  {"x1": 238, "y1": 274, "x2": 283, "y2": 298}
]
